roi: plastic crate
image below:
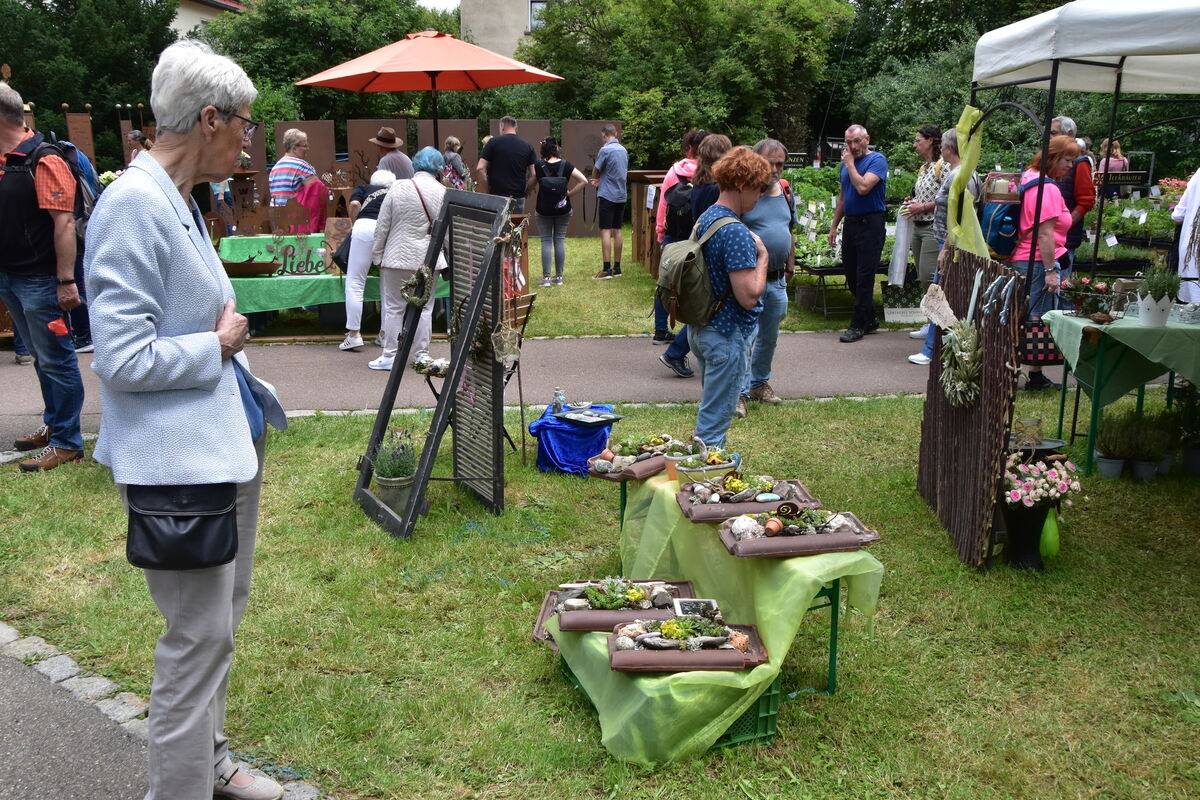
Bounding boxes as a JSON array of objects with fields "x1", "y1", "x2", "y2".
[{"x1": 558, "y1": 658, "x2": 782, "y2": 749}]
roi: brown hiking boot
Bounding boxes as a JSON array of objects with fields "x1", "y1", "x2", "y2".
[
  {"x1": 15, "y1": 425, "x2": 51, "y2": 452},
  {"x1": 734, "y1": 396, "x2": 747, "y2": 419},
  {"x1": 18, "y1": 445, "x2": 83, "y2": 472},
  {"x1": 748, "y1": 382, "x2": 782, "y2": 404}
]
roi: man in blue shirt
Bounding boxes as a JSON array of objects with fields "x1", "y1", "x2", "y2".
[
  {"x1": 828, "y1": 124, "x2": 888, "y2": 343},
  {"x1": 590, "y1": 124, "x2": 628, "y2": 279}
]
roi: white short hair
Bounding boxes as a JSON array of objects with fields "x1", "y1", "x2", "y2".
[
  {"x1": 370, "y1": 169, "x2": 397, "y2": 187},
  {"x1": 151, "y1": 40, "x2": 257, "y2": 134},
  {"x1": 1053, "y1": 116, "x2": 1077, "y2": 137}
]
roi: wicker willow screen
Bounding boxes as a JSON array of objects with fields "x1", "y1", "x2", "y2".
[{"x1": 917, "y1": 247, "x2": 1026, "y2": 566}]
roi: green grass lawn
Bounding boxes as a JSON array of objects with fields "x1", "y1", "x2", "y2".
[{"x1": 2, "y1": 391, "x2": 1198, "y2": 799}]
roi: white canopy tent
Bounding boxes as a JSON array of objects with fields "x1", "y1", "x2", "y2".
[{"x1": 973, "y1": 0, "x2": 1200, "y2": 94}]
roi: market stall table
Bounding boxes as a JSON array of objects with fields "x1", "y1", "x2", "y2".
[
  {"x1": 217, "y1": 233, "x2": 326, "y2": 266},
  {"x1": 1044, "y1": 311, "x2": 1200, "y2": 472},
  {"x1": 229, "y1": 275, "x2": 380, "y2": 315},
  {"x1": 550, "y1": 473, "x2": 883, "y2": 764}
]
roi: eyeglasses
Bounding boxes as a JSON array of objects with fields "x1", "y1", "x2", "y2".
[
  {"x1": 230, "y1": 112, "x2": 259, "y2": 142},
  {"x1": 846, "y1": 136, "x2": 866, "y2": 145}
]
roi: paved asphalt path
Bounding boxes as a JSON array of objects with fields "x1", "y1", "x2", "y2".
[
  {"x1": 0, "y1": 657, "x2": 146, "y2": 800},
  {"x1": 0, "y1": 331, "x2": 1068, "y2": 798},
  {"x1": 0, "y1": 330, "x2": 964, "y2": 448}
]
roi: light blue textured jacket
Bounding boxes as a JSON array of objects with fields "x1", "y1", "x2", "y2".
[{"x1": 84, "y1": 152, "x2": 286, "y2": 485}]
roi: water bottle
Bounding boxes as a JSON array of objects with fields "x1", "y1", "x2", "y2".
[{"x1": 552, "y1": 386, "x2": 566, "y2": 414}]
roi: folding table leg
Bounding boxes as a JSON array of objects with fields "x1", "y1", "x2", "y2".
[{"x1": 787, "y1": 577, "x2": 841, "y2": 699}]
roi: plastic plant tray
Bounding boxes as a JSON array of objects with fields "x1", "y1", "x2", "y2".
[
  {"x1": 532, "y1": 580, "x2": 696, "y2": 649},
  {"x1": 587, "y1": 453, "x2": 666, "y2": 481},
  {"x1": 607, "y1": 623, "x2": 769, "y2": 672},
  {"x1": 717, "y1": 511, "x2": 880, "y2": 558},
  {"x1": 676, "y1": 479, "x2": 821, "y2": 522}
]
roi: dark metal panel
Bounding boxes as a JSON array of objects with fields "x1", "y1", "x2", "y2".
[
  {"x1": 561, "y1": 119, "x2": 622, "y2": 237},
  {"x1": 273, "y1": 120, "x2": 336, "y2": 176},
  {"x1": 346, "y1": 118, "x2": 410, "y2": 183},
  {"x1": 416, "y1": 119, "x2": 481, "y2": 176}
]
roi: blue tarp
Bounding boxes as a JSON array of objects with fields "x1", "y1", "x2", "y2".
[{"x1": 528, "y1": 404, "x2": 615, "y2": 476}]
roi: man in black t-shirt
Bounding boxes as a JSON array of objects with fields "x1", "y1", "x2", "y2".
[{"x1": 476, "y1": 115, "x2": 536, "y2": 213}]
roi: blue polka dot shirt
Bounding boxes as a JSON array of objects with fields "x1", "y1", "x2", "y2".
[{"x1": 696, "y1": 203, "x2": 761, "y2": 335}]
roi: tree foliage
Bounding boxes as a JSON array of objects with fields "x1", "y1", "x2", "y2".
[
  {"x1": 516, "y1": 0, "x2": 851, "y2": 167},
  {"x1": 0, "y1": 0, "x2": 179, "y2": 170}
]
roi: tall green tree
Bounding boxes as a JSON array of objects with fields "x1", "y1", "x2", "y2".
[
  {"x1": 199, "y1": 0, "x2": 457, "y2": 130},
  {"x1": 516, "y1": 0, "x2": 851, "y2": 167},
  {"x1": 0, "y1": 0, "x2": 179, "y2": 170}
]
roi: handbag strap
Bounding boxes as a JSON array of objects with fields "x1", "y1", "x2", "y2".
[{"x1": 411, "y1": 178, "x2": 433, "y2": 226}]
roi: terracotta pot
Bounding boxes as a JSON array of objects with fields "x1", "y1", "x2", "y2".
[
  {"x1": 763, "y1": 518, "x2": 784, "y2": 536},
  {"x1": 598, "y1": 448, "x2": 615, "y2": 461}
]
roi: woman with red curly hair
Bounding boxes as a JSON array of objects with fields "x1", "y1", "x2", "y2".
[{"x1": 690, "y1": 146, "x2": 771, "y2": 447}]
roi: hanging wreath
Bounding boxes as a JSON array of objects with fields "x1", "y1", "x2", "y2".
[
  {"x1": 399, "y1": 264, "x2": 434, "y2": 307},
  {"x1": 939, "y1": 319, "x2": 983, "y2": 408}
]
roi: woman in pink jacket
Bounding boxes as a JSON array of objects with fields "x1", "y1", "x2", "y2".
[{"x1": 651, "y1": 128, "x2": 708, "y2": 344}]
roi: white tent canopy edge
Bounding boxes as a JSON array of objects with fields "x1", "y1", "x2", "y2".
[{"x1": 973, "y1": 0, "x2": 1200, "y2": 94}]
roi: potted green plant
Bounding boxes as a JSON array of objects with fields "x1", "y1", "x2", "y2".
[
  {"x1": 1136, "y1": 266, "x2": 1180, "y2": 328},
  {"x1": 373, "y1": 427, "x2": 419, "y2": 512},
  {"x1": 1095, "y1": 410, "x2": 1133, "y2": 478},
  {"x1": 1128, "y1": 415, "x2": 1165, "y2": 481}
]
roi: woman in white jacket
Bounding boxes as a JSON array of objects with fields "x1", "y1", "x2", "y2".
[{"x1": 369, "y1": 146, "x2": 448, "y2": 371}]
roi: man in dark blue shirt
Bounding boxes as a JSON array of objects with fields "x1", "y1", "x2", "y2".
[{"x1": 828, "y1": 124, "x2": 888, "y2": 343}]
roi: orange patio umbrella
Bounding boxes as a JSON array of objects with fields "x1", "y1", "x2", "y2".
[{"x1": 295, "y1": 30, "x2": 564, "y2": 144}]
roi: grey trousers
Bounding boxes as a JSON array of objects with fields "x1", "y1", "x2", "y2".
[{"x1": 121, "y1": 436, "x2": 266, "y2": 800}]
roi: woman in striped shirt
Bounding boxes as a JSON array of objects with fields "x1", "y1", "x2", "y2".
[{"x1": 268, "y1": 127, "x2": 315, "y2": 206}]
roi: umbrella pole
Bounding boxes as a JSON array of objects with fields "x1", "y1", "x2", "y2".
[{"x1": 427, "y1": 70, "x2": 442, "y2": 147}]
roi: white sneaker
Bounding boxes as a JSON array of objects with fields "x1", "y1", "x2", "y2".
[
  {"x1": 339, "y1": 333, "x2": 364, "y2": 351},
  {"x1": 214, "y1": 764, "x2": 284, "y2": 800},
  {"x1": 539, "y1": 276, "x2": 553, "y2": 287},
  {"x1": 368, "y1": 356, "x2": 394, "y2": 371},
  {"x1": 374, "y1": 333, "x2": 385, "y2": 348},
  {"x1": 909, "y1": 323, "x2": 930, "y2": 339},
  {"x1": 908, "y1": 352, "x2": 932, "y2": 365}
]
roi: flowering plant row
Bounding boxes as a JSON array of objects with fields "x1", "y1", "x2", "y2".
[
  {"x1": 1003, "y1": 453, "x2": 1082, "y2": 509},
  {"x1": 1060, "y1": 275, "x2": 1114, "y2": 316}
]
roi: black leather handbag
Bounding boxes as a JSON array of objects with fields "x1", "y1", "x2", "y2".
[{"x1": 126, "y1": 483, "x2": 238, "y2": 570}]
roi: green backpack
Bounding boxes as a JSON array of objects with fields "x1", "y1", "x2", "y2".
[{"x1": 655, "y1": 216, "x2": 740, "y2": 327}]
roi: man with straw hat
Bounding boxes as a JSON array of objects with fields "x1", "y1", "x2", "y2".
[{"x1": 371, "y1": 126, "x2": 413, "y2": 179}]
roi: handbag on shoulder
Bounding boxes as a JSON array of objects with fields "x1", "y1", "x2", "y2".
[{"x1": 126, "y1": 483, "x2": 238, "y2": 570}]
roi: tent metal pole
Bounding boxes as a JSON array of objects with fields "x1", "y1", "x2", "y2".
[
  {"x1": 1091, "y1": 57, "x2": 1127, "y2": 270},
  {"x1": 427, "y1": 70, "x2": 442, "y2": 147}
]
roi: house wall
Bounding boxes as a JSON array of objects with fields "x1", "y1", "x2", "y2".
[{"x1": 460, "y1": 0, "x2": 530, "y2": 58}]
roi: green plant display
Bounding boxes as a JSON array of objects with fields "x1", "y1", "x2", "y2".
[
  {"x1": 372, "y1": 427, "x2": 418, "y2": 478},
  {"x1": 583, "y1": 577, "x2": 647, "y2": 610},
  {"x1": 1137, "y1": 265, "x2": 1181, "y2": 302},
  {"x1": 651, "y1": 615, "x2": 726, "y2": 646}
]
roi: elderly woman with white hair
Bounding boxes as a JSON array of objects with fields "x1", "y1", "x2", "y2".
[
  {"x1": 339, "y1": 167, "x2": 397, "y2": 351},
  {"x1": 369, "y1": 146, "x2": 449, "y2": 371},
  {"x1": 84, "y1": 40, "x2": 287, "y2": 800},
  {"x1": 268, "y1": 126, "x2": 315, "y2": 206}
]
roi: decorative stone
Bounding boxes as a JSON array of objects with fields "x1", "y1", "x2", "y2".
[
  {"x1": 562, "y1": 598, "x2": 591, "y2": 611},
  {"x1": 706, "y1": 494, "x2": 721, "y2": 504},
  {"x1": 618, "y1": 623, "x2": 646, "y2": 638},
  {"x1": 691, "y1": 486, "x2": 712, "y2": 504},
  {"x1": 614, "y1": 636, "x2": 636, "y2": 651},
  {"x1": 826, "y1": 513, "x2": 855, "y2": 534},
  {"x1": 642, "y1": 636, "x2": 681, "y2": 649},
  {"x1": 650, "y1": 587, "x2": 673, "y2": 608},
  {"x1": 611, "y1": 455, "x2": 636, "y2": 469},
  {"x1": 559, "y1": 587, "x2": 586, "y2": 603},
  {"x1": 730, "y1": 516, "x2": 759, "y2": 537},
  {"x1": 755, "y1": 492, "x2": 781, "y2": 502},
  {"x1": 638, "y1": 598, "x2": 652, "y2": 609},
  {"x1": 0, "y1": 622, "x2": 18, "y2": 646},
  {"x1": 634, "y1": 631, "x2": 663, "y2": 642},
  {"x1": 730, "y1": 488, "x2": 758, "y2": 503},
  {"x1": 784, "y1": 524, "x2": 802, "y2": 536},
  {"x1": 634, "y1": 452, "x2": 652, "y2": 462},
  {"x1": 591, "y1": 459, "x2": 612, "y2": 473},
  {"x1": 690, "y1": 635, "x2": 730, "y2": 649},
  {"x1": 727, "y1": 630, "x2": 750, "y2": 652},
  {"x1": 775, "y1": 482, "x2": 798, "y2": 500}
]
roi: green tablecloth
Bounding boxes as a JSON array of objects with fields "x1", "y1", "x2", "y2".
[
  {"x1": 1044, "y1": 311, "x2": 1200, "y2": 407},
  {"x1": 553, "y1": 473, "x2": 884, "y2": 765},
  {"x1": 218, "y1": 234, "x2": 325, "y2": 265},
  {"x1": 231, "y1": 275, "x2": 380, "y2": 315}
]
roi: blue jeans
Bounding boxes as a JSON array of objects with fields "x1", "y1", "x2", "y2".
[
  {"x1": 919, "y1": 239, "x2": 947, "y2": 359},
  {"x1": 692, "y1": 324, "x2": 752, "y2": 449},
  {"x1": 1014, "y1": 256, "x2": 1066, "y2": 321},
  {"x1": 12, "y1": 325, "x2": 29, "y2": 356},
  {"x1": 0, "y1": 272, "x2": 84, "y2": 450},
  {"x1": 741, "y1": 276, "x2": 788, "y2": 395},
  {"x1": 537, "y1": 212, "x2": 570, "y2": 277}
]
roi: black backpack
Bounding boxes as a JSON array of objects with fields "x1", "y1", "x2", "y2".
[
  {"x1": 535, "y1": 160, "x2": 569, "y2": 216},
  {"x1": 663, "y1": 171, "x2": 695, "y2": 241}
]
